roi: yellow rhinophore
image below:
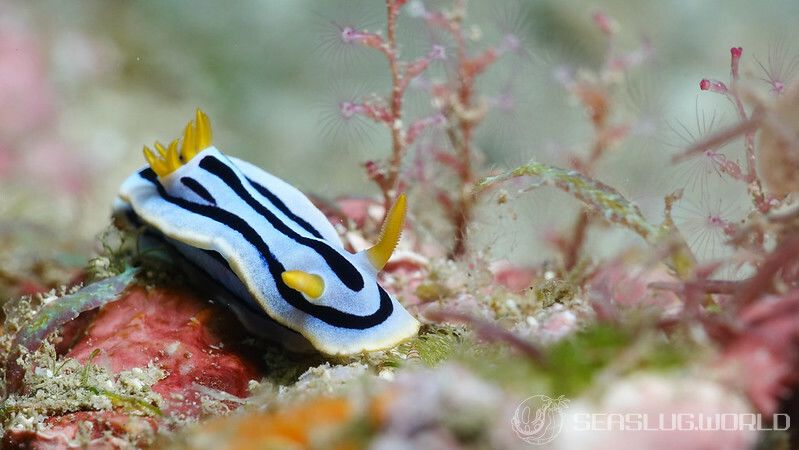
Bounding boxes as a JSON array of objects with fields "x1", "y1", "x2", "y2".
[
  {"x1": 366, "y1": 193, "x2": 406, "y2": 271},
  {"x1": 143, "y1": 108, "x2": 213, "y2": 177},
  {"x1": 282, "y1": 270, "x2": 325, "y2": 299}
]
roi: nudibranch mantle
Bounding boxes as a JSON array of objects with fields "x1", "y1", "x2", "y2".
[{"x1": 115, "y1": 110, "x2": 419, "y2": 355}]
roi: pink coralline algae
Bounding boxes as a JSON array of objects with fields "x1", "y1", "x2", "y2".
[
  {"x1": 4, "y1": 286, "x2": 265, "y2": 446},
  {"x1": 67, "y1": 286, "x2": 263, "y2": 416}
]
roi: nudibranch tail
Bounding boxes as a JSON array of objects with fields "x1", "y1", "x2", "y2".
[
  {"x1": 366, "y1": 193, "x2": 407, "y2": 271},
  {"x1": 143, "y1": 108, "x2": 213, "y2": 177}
]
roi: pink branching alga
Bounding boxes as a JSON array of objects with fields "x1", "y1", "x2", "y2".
[
  {"x1": 681, "y1": 47, "x2": 775, "y2": 212},
  {"x1": 474, "y1": 10, "x2": 799, "y2": 432},
  {"x1": 646, "y1": 44, "x2": 799, "y2": 419},
  {"x1": 325, "y1": 0, "x2": 525, "y2": 256}
]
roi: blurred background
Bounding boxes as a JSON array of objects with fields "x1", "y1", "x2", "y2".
[{"x1": 1, "y1": 0, "x2": 797, "y2": 268}]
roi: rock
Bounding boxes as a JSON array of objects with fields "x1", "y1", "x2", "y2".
[{"x1": 67, "y1": 286, "x2": 263, "y2": 417}]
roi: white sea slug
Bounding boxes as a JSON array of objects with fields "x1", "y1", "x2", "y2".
[{"x1": 114, "y1": 109, "x2": 419, "y2": 355}]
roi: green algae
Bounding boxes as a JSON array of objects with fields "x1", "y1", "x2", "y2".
[
  {"x1": 1, "y1": 341, "x2": 164, "y2": 432},
  {"x1": 360, "y1": 324, "x2": 475, "y2": 370},
  {"x1": 478, "y1": 161, "x2": 697, "y2": 278}
]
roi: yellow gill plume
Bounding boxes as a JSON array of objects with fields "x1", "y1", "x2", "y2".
[
  {"x1": 366, "y1": 193, "x2": 407, "y2": 271},
  {"x1": 143, "y1": 108, "x2": 213, "y2": 177},
  {"x1": 282, "y1": 270, "x2": 325, "y2": 299}
]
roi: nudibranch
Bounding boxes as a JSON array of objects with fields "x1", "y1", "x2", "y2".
[{"x1": 114, "y1": 109, "x2": 419, "y2": 355}]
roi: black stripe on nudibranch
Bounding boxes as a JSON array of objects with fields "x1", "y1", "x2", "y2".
[
  {"x1": 138, "y1": 168, "x2": 391, "y2": 329},
  {"x1": 246, "y1": 177, "x2": 324, "y2": 240},
  {"x1": 181, "y1": 177, "x2": 217, "y2": 204},
  {"x1": 198, "y1": 156, "x2": 364, "y2": 292}
]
